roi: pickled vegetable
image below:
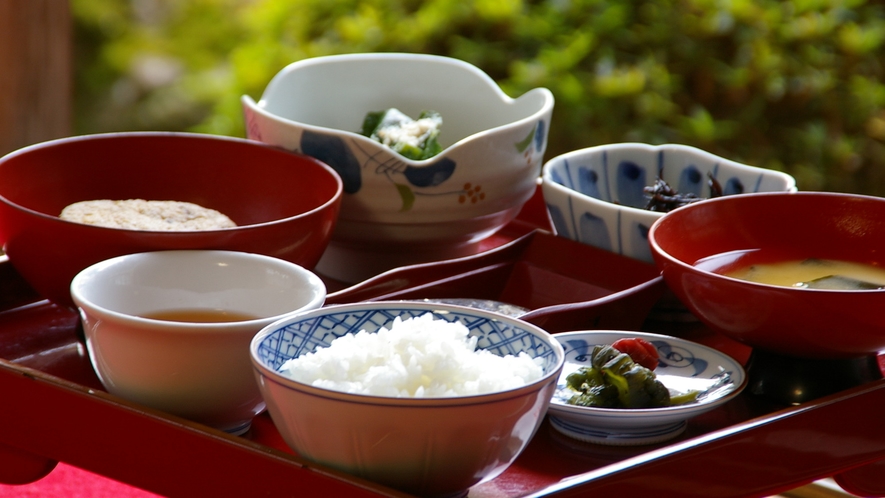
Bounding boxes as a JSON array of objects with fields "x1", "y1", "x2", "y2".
[
  {"x1": 670, "y1": 390, "x2": 701, "y2": 405},
  {"x1": 565, "y1": 357, "x2": 619, "y2": 408},
  {"x1": 565, "y1": 344, "x2": 670, "y2": 409}
]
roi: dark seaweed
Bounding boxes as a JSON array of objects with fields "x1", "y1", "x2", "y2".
[{"x1": 643, "y1": 173, "x2": 723, "y2": 212}]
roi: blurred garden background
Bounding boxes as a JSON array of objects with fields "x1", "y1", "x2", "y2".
[{"x1": 71, "y1": 0, "x2": 885, "y2": 195}]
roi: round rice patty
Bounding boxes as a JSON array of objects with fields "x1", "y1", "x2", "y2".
[{"x1": 59, "y1": 199, "x2": 236, "y2": 231}]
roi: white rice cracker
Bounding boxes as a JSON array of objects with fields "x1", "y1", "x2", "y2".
[{"x1": 60, "y1": 199, "x2": 236, "y2": 231}]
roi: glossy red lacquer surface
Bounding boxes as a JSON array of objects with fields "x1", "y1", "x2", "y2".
[
  {"x1": 0, "y1": 264, "x2": 884, "y2": 496},
  {"x1": 0, "y1": 186, "x2": 883, "y2": 496},
  {"x1": 328, "y1": 229, "x2": 666, "y2": 333},
  {"x1": 0, "y1": 132, "x2": 342, "y2": 308},
  {"x1": 650, "y1": 191, "x2": 885, "y2": 358}
]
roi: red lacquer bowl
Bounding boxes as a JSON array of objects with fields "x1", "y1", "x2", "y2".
[
  {"x1": 649, "y1": 191, "x2": 885, "y2": 359},
  {"x1": 0, "y1": 132, "x2": 342, "y2": 308}
]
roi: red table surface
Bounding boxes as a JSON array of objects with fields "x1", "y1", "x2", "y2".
[{"x1": 0, "y1": 187, "x2": 883, "y2": 497}]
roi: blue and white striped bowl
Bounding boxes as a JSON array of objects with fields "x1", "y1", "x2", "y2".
[{"x1": 541, "y1": 143, "x2": 796, "y2": 264}]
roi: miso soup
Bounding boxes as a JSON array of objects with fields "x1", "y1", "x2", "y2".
[{"x1": 722, "y1": 258, "x2": 885, "y2": 290}]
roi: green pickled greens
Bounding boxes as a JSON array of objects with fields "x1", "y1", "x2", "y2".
[
  {"x1": 360, "y1": 108, "x2": 443, "y2": 160},
  {"x1": 565, "y1": 344, "x2": 673, "y2": 409}
]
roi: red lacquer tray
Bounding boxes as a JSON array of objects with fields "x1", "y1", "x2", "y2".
[
  {"x1": 0, "y1": 186, "x2": 884, "y2": 497},
  {"x1": 326, "y1": 229, "x2": 667, "y2": 334}
]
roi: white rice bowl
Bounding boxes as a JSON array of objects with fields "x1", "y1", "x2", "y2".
[
  {"x1": 249, "y1": 302, "x2": 565, "y2": 496},
  {"x1": 279, "y1": 313, "x2": 543, "y2": 397}
]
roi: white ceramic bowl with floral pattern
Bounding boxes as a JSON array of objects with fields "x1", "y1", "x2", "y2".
[
  {"x1": 243, "y1": 53, "x2": 554, "y2": 282},
  {"x1": 541, "y1": 143, "x2": 797, "y2": 264},
  {"x1": 250, "y1": 301, "x2": 565, "y2": 497}
]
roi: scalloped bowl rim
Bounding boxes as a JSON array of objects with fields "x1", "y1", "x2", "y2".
[
  {"x1": 542, "y1": 142, "x2": 798, "y2": 218},
  {"x1": 243, "y1": 52, "x2": 554, "y2": 165}
]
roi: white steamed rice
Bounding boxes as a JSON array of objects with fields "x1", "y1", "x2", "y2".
[{"x1": 278, "y1": 312, "x2": 544, "y2": 397}]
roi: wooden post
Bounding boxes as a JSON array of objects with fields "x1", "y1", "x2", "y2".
[{"x1": 0, "y1": 0, "x2": 72, "y2": 156}]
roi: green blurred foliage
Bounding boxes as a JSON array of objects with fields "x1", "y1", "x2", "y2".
[{"x1": 72, "y1": 0, "x2": 885, "y2": 195}]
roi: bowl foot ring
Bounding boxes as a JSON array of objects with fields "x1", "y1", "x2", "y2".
[{"x1": 548, "y1": 415, "x2": 686, "y2": 446}]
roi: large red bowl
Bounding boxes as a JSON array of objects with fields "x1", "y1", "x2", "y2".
[
  {"x1": 649, "y1": 191, "x2": 885, "y2": 359},
  {"x1": 0, "y1": 132, "x2": 342, "y2": 308}
]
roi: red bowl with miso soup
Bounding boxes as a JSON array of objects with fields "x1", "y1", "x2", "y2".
[{"x1": 649, "y1": 191, "x2": 885, "y2": 359}]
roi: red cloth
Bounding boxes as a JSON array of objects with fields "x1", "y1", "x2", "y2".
[{"x1": 0, "y1": 462, "x2": 160, "y2": 497}]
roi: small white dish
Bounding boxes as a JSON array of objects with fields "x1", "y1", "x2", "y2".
[{"x1": 547, "y1": 330, "x2": 747, "y2": 446}]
